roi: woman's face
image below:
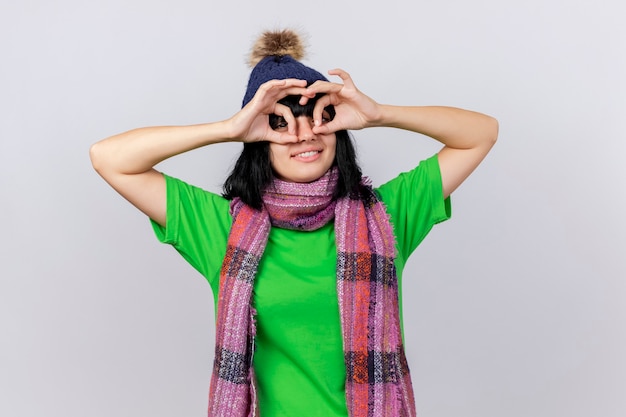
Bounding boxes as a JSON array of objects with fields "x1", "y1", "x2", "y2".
[{"x1": 269, "y1": 111, "x2": 337, "y2": 183}]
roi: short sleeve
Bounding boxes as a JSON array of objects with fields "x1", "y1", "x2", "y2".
[
  {"x1": 149, "y1": 174, "x2": 232, "y2": 291},
  {"x1": 375, "y1": 154, "x2": 452, "y2": 264}
]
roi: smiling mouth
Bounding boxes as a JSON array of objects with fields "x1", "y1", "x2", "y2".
[{"x1": 293, "y1": 150, "x2": 320, "y2": 158}]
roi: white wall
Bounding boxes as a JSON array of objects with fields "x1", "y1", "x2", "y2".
[{"x1": 1, "y1": 0, "x2": 624, "y2": 416}]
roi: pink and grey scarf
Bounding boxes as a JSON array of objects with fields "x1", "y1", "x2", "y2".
[{"x1": 208, "y1": 168, "x2": 416, "y2": 417}]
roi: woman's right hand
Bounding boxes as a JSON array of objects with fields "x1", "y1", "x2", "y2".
[
  {"x1": 227, "y1": 78, "x2": 308, "y2": 144},
  {"x1": 90, "y1": 78, "x2": 308, "y2": 227}
]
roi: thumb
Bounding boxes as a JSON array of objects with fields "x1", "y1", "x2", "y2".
[
  {"x1": 312, "y1": 122, "x2": 337, "y2": 135},
  {"x1": 266, "y1": 130, "x2": 299, "y2": 144}
]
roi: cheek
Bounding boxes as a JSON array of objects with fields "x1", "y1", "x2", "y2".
[
  {"x1": 268, "y1": 144, "x2": 281, "y2": 166},
  {"x1": 268, "y1": 148, "x2": 276, "y2": 167},
  {"x1": 268, "y1": 144, "x2": 288, "y2": 176},
  {"x1": 327, "y1": 136, "x2": 337, "y2": 162}
]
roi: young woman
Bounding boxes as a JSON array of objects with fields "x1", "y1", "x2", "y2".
[{"x1": 90, "y1": 29, "x2": 498, "y2": 417}]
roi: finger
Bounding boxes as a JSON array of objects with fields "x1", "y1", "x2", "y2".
[
  {"x1": 270, "y1": 78, "x2": 308, "y2": 93},
  {"x1": 273, "y1": 103, "x2": 297, "y2": 136},
  {"x1": 267, "y1": 131, "x2": 298, "y2": 144},
  {"x1": 316, "y1": 115, "x2": 349, "y2": 135},
  {"x1": 250, "y1": 81, "x2": 308, "y2": 115},
  {"x1": 311, "y1": 123, "x2": 330, "y2": 135},
  {"x1": 257, "y1": 79, "x2": 308, "y2": 98},
  {"x1": 276, "y1": 86, "x2": 309, "y2": 100},
  {"x1": 277, "y1": 79, "x2": 309, "y2": 98},
  {"x1": 312, "y1": 120, "x2": 338, "y2": 135},
  {"x1": 327, "y1": 68, "x2": 356, "y2": 89},
  {"x1": 305, "y1": 80, "x2": 344, "y2": 96},
  {"x1": 298, "y1": 91, "x2": 317, "y2": 106},
  {"x1": 312, "y1": 95, "x2": 332, "y2": 126},
  {"x1": 264, "y1": 78, "x2": 307, "y2": 88},
  {"x1": 284, "y1": 78, "x2": 308, "y2": 87}
]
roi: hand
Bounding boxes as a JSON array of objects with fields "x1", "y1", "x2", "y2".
[
  {"x1": 299, "y1": 69, "x2": 382, "y2": 134},
  {"x1": 228, "y1": 79, "x2": 308, "y2": 143}
]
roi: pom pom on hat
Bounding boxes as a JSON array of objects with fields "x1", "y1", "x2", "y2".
[
  {"x1": 242, "y1": 29, "x2": 327, "y2": 107},
  {"x1": 248, "y1": 29, "x2": 306, "y2": 67}
]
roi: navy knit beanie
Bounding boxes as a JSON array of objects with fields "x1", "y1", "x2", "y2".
[{"x1": 242, "y1": 29, "x2": 328, "y2": 107}]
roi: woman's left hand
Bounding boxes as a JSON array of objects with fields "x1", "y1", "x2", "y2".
[{"x1": 300, "y1": 69, "x2": 382, "y2": 134}]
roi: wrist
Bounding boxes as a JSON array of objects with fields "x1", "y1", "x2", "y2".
[
  {"x1": 370, "y1": 104, "x2": 395, "y2": 128},
  {"x1": 222, "y1": 117, "x2": 247, "y2": 143}
]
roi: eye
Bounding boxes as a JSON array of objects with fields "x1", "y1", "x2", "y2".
[
  {"x1": 321, "y1": 106, "x2": 335, "y2": 124},
  {"x1": 270, "y1": 115, "x2": 288, "y2": 130}
]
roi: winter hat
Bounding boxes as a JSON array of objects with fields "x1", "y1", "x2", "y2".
[{"x1": 242, "y1": 29, "x2": 328, "y2": 107}]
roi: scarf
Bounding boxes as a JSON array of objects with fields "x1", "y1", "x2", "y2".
[{"x1": 208, "y1": 168, "x2": 416, "y2": 417}]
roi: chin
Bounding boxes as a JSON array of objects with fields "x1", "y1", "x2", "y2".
[{"x1": 275, "y1": 168, "x2": 330, "y2": 183}]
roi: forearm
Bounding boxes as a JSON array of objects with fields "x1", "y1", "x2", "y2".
[
  {"x1": 375, "y1": 105, "x2": 498, "y2": 150},
  {"x1": 89, "y1": 121, "x2": 234, "y2": 175}
]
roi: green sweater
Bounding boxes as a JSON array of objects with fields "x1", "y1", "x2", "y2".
[{"x1": 151, "y1": 154, "x2": 451, "y2": 417}]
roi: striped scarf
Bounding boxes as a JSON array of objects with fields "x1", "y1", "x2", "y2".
[{"x1": 208, "y1": 168, "x2": 416, "y2": 417}]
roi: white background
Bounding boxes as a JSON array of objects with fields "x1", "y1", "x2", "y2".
[{"x1": 1, "y1": 0, "x2": 624, "y2": 416}]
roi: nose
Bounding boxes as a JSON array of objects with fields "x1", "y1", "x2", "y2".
[{"x1": 296, "y1": 116, "x2": 316, "y2": 142}]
